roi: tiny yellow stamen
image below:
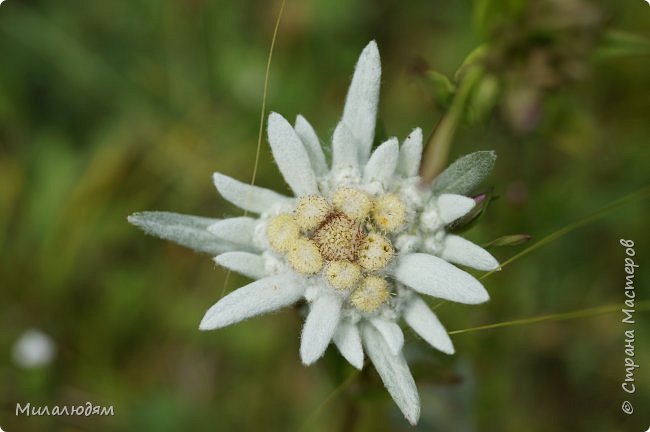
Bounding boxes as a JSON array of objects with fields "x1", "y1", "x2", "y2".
[
  {"x1": 287, "y1": 238, "x2": 323, "y2": 275},
  {"x1": 325, "y1": 261, "x2": 362, "y2": 291},
  {"x1": 358, "y1": 232, "x2": 394, "y2": 271},
  {"x1": 372, "y1": 193, "x2": 407, "y2": 233},
  {"x1": 350, "y1": 276, "x2": 390, "y2": 312},
  {"x1": 294, "y1": 194, "x2": 331, "y2": 231},
  {"x1": 266, "y1": 213, "x2": 300, "y2": 253},
  {"x1": 332, "y1": 187, "x2": 372, "y2": 221}
]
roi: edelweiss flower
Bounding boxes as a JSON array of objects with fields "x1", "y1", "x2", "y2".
[{"x1": 129, "y1": 41, "x2": 499, "y2": 425}]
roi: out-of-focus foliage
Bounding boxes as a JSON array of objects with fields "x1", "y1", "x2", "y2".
[{"x1": 0, "y1": 0, "x2": 648, "y2": 431}]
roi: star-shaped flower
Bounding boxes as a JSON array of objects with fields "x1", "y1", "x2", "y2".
[{"x1": 129, "y1": 41, "x2": 499, "y2": 424}]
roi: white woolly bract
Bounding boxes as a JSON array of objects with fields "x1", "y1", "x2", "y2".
[
  {"x1": 393, "y1": 253, "x2": 490, "y2": 304},
  {"x1": 300, "y1": 294, "x2": 343, "y2": 365},
  {"x1": 199, "y1": 275, "x2": 304, "y2": 330},
  {"x1": 362, "y1": 324, "x2": 420, "y2": 426}
]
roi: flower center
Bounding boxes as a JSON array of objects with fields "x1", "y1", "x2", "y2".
[
  {"x1": 265, "y1": 188, "x2": 408, "y2": 313},
  {"x1": 312, "y1": 213, "x2": 364, "y2": 261}
]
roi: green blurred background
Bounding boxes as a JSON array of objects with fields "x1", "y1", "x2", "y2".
[{"x1": 1, "y1": 0, "x2": 649, "y2": 431}]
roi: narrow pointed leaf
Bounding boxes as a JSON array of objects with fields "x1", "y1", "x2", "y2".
[
  {"x1": 213, "y1": 173, "x2": 291, "y2": 213},
  {"x1": 214, "y1": 251, "x2": 266, "y2": 279},
  {"x1": 431, "y1": 150, "x2": 496, "y2": 194},
  {"x1": 199, "y1": 275, "x2": 304, "y2": 330},
  {"x1": 404, "y1": 296, "x2": 455, "y2": 354},
  {"x1": 363, "y1": 138, "x2": 399, "y2": 186},
  {"x1": 341, "y1": 41, "x2": 381, "y2": 164},
  {"x1": 267, "y1": 112, "x2": 318, "y2": 196},
  {"x1": 333, "y1": 321, "x2": 364, "y2": 370},
  {"x1": 397, "y1": 128, "x2": 423, "y2": 176},
  {"x1": 295, "y1": 115, "x2": 328, "y2": 176},
  {"x1": 128, "y1": 211, "x2": 237, "y2": 255},
  {"x1": 393, "y1": 253, "x2": 489, "y2": 304},
  {"x1": 300, "y1": 295, "x2": 343, "y2": 365},
  {"x1": 362, "y1": 324, "x2": 420, "y2": 425}
]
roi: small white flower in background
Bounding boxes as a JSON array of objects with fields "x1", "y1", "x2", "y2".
[
  {"x1": 129, "y1": 41, "x2": 499, "y2": 425},
  {"x1": 13, "y1": 329, "x2": 56, "y2": 368}
]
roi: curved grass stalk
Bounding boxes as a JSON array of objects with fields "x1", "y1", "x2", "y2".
[
  {"x1": 220, "y1": 0, "x2": 286, "y2": 298},
  {"x1": 449, "y1": 300, "x2": 650, "y2": 335},
  {"x1": 479, "y1": 185, "x2": 650, "y2": 280}
]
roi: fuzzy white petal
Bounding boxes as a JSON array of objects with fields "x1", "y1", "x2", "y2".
[
  {"x1": 437, "y1": 194, "x2": 475, "y2": 224},
  {"x1": 214, "y1": 252, "x2": 266, "y2": 279},
  {"x1": 333, "y1": 321, "x2": 364, "y2": 370},
  {"x1": 441, "y1": 235, "x2": 499, "y2": 271},
  {"x1": 300, "y1": 294, "x2": 343, "y2": 365},
  {"x1": 127, "y1": 211, "x2": 239, "y2": 255},
  {"x1": 397, "y1": 128, "x2": 423, "y2": 176},
  {"x1": 362, "y1": 324, "x2": 420, "y2": 425},
  {"x1": 213, "y1": 173, "x2": 291, "y2": 214},
  {"x1": 295, "y1": 115, "x2": 328, "y2": 176},
  {"x1": 363, "y1": 138, "x2": 399, "y2": 186},
  {"x1": 403, "y1": 296, "x2": 455, "y2": 354},
  {"x1": 207, "y1": 217, "x2": 258, "y2": 247},
  {"x1": 341, "y1": 41, "x2": 381, "y2": 164},
  {"x1": 199, "y1": 275, "x2": 304, "y2": 330},
  {"x1": 370, "y1": 318, "x2": 404, "y2": 355},
  {"x1": 393, "y1": 253, "x2": 489, "y2": 304},
  {"x1": 331, "y1": 121, "x2": 359, "y2": 175},
  {"x1": 267, "y1": 112, "x2": 318, "y2": 196}
]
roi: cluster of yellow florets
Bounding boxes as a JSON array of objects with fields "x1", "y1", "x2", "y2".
[{"x1": 266, "y1": 188, "x2": 407, "y2": 313}]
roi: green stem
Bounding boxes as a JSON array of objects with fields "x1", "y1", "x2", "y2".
[{"x1": 420, "y1": 67, "x2": 483, "y2": 184}]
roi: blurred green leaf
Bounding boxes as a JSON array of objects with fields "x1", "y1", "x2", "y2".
[
  {"x1": 424, "y1": 70, "x2": 456, "y2": 110},
  {"x1": 596, "y1": 30, "x2": 650, "y2": 58}
]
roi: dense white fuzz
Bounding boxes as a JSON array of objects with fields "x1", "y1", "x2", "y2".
[
  {"x1": 363, "y1": 138, "x2": 399, "y2": 186},
  {"x1": 300, "y1": 295, "x2": 343, "y2": 365},
  {"x1": 199, "y1": 275, "x2": 304, "y2": 330},
  {"x1": 358, "y1": 233, "x2": 394, "y2": 271},
  {"x1": 212, "y1": 173, "x2": 291, "y2": 214},
  {"x1": 441, "y1": 235, "x2": 499, "y2": 271},
  {"x1": 403, "y1": 296, "x2": 455, "y2": 354},
  {"x1": 294, "y1": 115, "x2": 328, "y2": 176},
  {"x1": 333, "y1": 321, "x2": 364, "y2": 369},
  {"x1": 331, "y1": 187, "x2": 372, "y2": 221},
  {"x1": 437, "y1": 194, "x2": 475, "y2": 224},
  {"x1": 207, "y1": 217, "x2": 258, "y2": 247},
  {"x1": 341, "y1": 41, "x2": 381, "y2": 164},
  {"x1": 350, "y1": 276, "x2": 390, "y2": 312},
  {"x1": 266, "y1": 213, "x2": 300, "y2": 253},
  {"x1": 127, "y1": 211, "x2": 238, "y2": 255},
  {"x1": 267, "y1": 112, "x2": 318, "y2": 196},
  {"x1": 397, "y1": 128, "x2": 423, "y2": 176},
  {"x1": 331, "y1": 122, "x2": 360, "y2": 176},
  {"x1": 362, "y1": 324, "x2": 420, "y2": 426},
  {"x1": 294, "y1": 195, "x2": 330, "y2": 231},
  {"x1": 287, "y1": 238, "x2": 323, "y2": 275},
  {"x1": 372, "y1": 194, "x2": 407, "y2": 233},
  {"x1": 325, "y1": 261, "x2": 362, "y2": 291},
  {"x1": 370, "y1": 318, "x2": 404, "y2": 355},
  {"x1": 393, "y1": 253, "x2": 490, "y2": 304},
  {"x1": 214, "y1": 252, "x2": 266, "y2": 280}
]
